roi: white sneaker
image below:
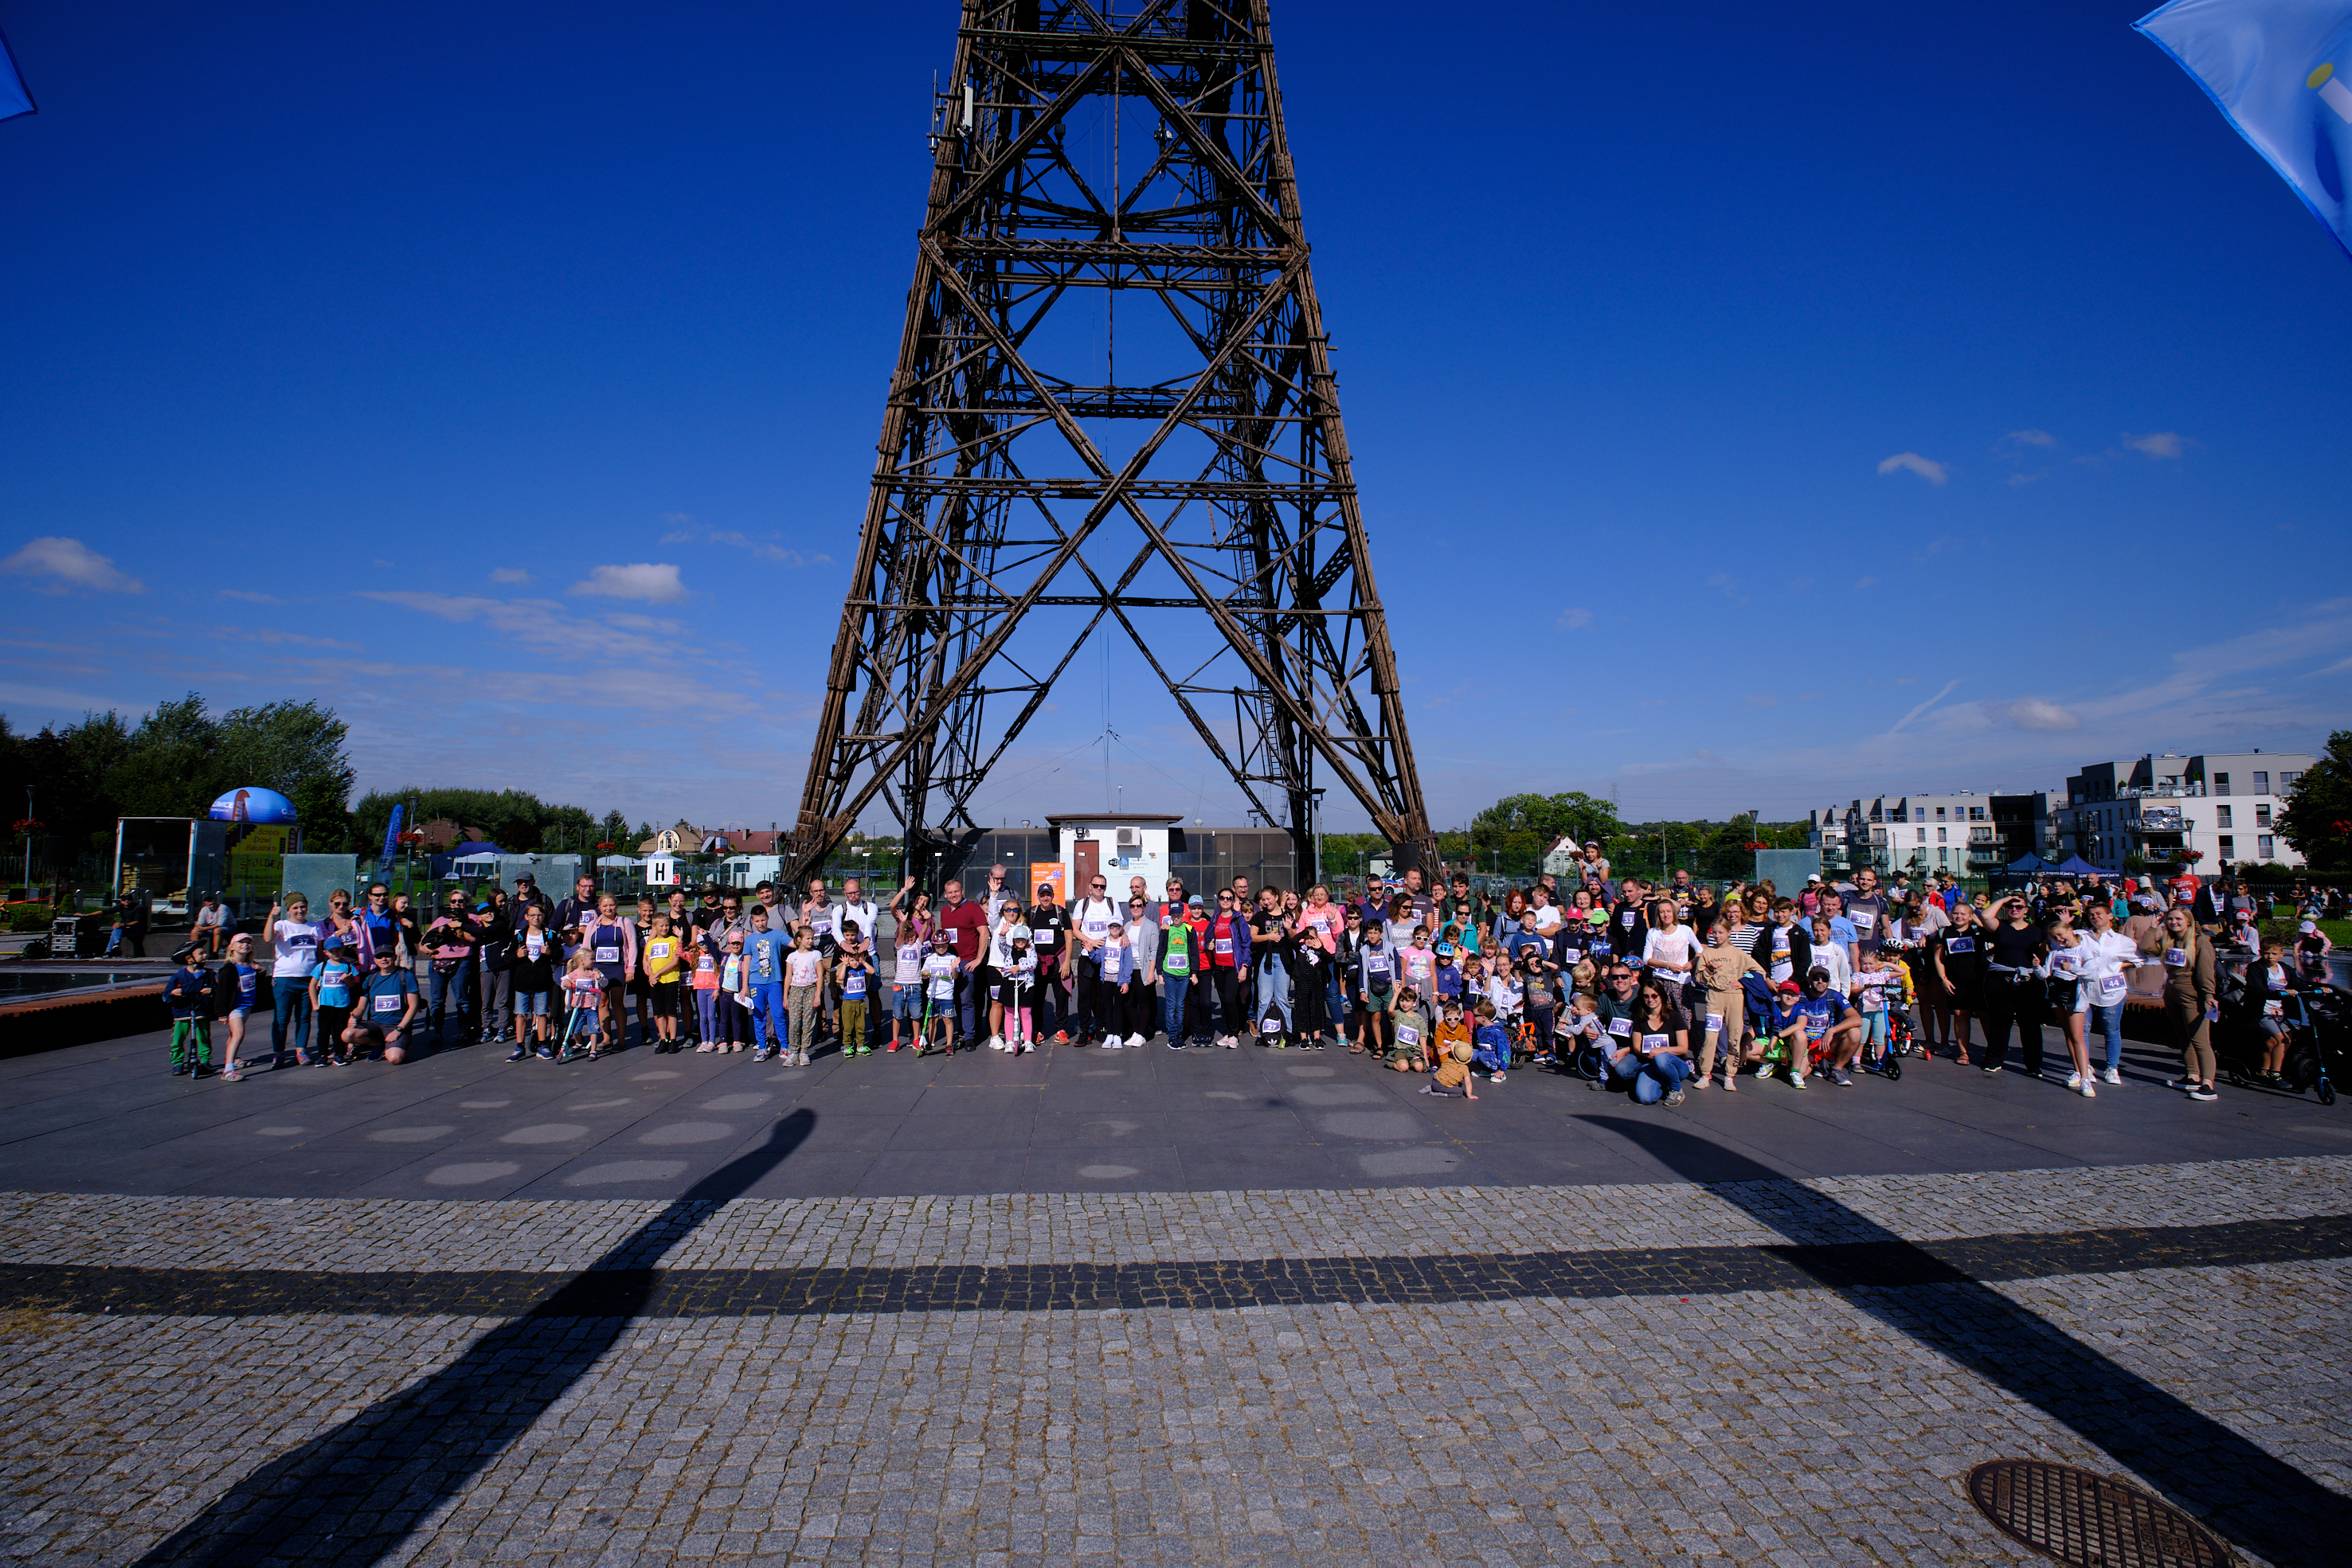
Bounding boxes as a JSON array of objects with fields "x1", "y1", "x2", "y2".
[
  {"x1": 1103, "y1": 1037, "x2": 1122, "y2": 1050},
  {"x1": 986, "y1": 1034, "x2": 1004, "y2": 1051},
  {"x1": 1127, "y1": 1033, "x2": 1147, "y2": 1050},
  {"x1": 2100, "y1": 1068, "x2": 2121, "y2": 1085},
  {"x1": 2065, "y1": 1071, "x2": 2083, "y2": 1089},
  {"x1": 2079, "y1": 1079, "x2": 2096, "y2": 1098}
]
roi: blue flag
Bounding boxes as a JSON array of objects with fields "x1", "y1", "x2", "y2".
[
  {"x1": 0, "y1": 29, "x2": 33, "y2": 123},
  {"x1": 378, "y1": 804, "x2": 405, "y2": 871},
  {"x1": 2137, "y1": 1, "x2": 2352, "y2": 260}
]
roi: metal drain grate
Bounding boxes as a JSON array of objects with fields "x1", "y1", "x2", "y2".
[{"x1": 1965, "y1": 1460, "x2": 2233, "y2": 1567}]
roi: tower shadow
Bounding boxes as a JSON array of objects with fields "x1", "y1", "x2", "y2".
[
  {"x1": 134, "y1": 1109, "x2": 817, "y2": 1567},
  {"x1": 1578, "y1": 1115, "x2": 2346, "y2": 1566}
]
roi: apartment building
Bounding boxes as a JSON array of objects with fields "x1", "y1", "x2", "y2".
[
  {"x1": 1810, "y1": 792, "x2": 2056, "y2": 877},
  {"x1": 2058, "y1": 750, "x2": 2312, "y2": 872}
]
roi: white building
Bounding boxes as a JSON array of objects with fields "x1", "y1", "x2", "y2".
[{"x1": 2059, "y1": 750, "x2": 2312, "y2": 873}]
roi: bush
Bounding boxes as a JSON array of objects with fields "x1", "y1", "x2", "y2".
[{"x1": 6, "y1": 901, "x2": 53, "y2": 933}]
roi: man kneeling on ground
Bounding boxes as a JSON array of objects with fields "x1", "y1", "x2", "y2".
[{"x1": 345, "y1": 946, "x2": 421, "y2": 1064}]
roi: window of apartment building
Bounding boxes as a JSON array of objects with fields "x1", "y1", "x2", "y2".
[
  {"x1": 1935, "y1": 806, "x2": 1947, "y2": 819},
  {"x1": 2260, "y1": 835, "x2": 2275, "y2": 859},
  {"x1": 2219, "y1": 835, "x2": 2235, "y2": 858},
  {"x1": 2256, "y1": 804, "x2": 2272, "y2": 827},
  {"x1": 1936, "y1": 848, "x2": 1948, "y2": 866},
  {"x1": 1937, "y1": 827, "x2": 1947, "y2": 844},
  {"x1": 2282, "y1": 771, "x2": 2300, "y2": 789},
  {"x1": 2253, "y1": 771, "x2": 2268, "y2": 792},
  {"x1": 2213, "y1": 772, "x2": 2229, "y2": 795},
  {"x1": 1970, "y1": 807, "x2": 1986, "y2": 819},
  {"x1": 2217, "y1": 805, "x2": 2233, "y2": 828}
]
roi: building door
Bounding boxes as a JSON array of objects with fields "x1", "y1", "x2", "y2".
[{"x1": 1074, "y1": 837, "x2": 1099, "y2": 899}]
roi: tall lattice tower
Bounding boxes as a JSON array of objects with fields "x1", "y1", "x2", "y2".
[{"x1": 785, "y1": 0, "x2": 1436, "y2": 887}]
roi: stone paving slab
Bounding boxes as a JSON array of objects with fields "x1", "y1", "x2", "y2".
[{"x1": 4, "y1": 1021, "x2": 2350, "y2": 1204}]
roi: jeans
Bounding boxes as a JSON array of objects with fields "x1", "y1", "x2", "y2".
[
  {"x1": 2088, "y1": 1001, "x2": 2125, "y2": 1073},
  {"x1": 1633, "y1": 1052, "x2": 1691, "y2": 1104},
  {"x1": 749, "y1": 982, "x2": 787, "y2": 1052},
  {"x1": 425, "y1": 963, "x2": 475, "y2": 1048},
  {"x1": 1473, "y1": 1040, "x2": 1511, "y2": 1075},
  {"x1": 1255, "y1": 959, "x2": 1290, "y2": 1031},
  {"x1": 1161, "y1": 974, "x2": 1192, "y2": 1042},
  {"x1": 271, "y1": 981, "x2": 312, "y2": 1062}
]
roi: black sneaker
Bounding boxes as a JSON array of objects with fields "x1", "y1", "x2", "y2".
[
  {"x1": 171, "y1": 1063, "x2": 190, "y2": 1077},
  {"x1": 2188, "y1": 1085, "x2": 2219, "y2": 1101},
  {"x1": 1164, "y1": 1036, "x2": 1184, "y2": 1049}
]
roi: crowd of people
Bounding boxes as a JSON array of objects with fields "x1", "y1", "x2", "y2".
[{"x1": 152, "y1": 856, "x2": 2336, "y2": 1109}]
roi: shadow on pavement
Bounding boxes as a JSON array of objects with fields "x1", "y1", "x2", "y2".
[
  {"x1": 1579, "y1": 1114, "x2": 2346, "y2": 1566},
  {"x1": 133, "y1": 1108, "x2": 817, "y2": 1566}
]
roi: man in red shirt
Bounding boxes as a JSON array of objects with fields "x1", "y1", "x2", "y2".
[{"x1": 935, "y1": 878, "x2": 991, "y2": 1042}]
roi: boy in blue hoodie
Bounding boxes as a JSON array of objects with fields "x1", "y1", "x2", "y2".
[
  {"x1": 163, "y1": 945, "x2": 217, "y2": 1077},
  {"x1": 1470, "y1": 999, "x2": 1514, "y2": 1084}
]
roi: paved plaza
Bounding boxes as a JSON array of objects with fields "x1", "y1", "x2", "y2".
[{"x1": 0, "y1": 1026, "x2": 2346, "y2": 1565}]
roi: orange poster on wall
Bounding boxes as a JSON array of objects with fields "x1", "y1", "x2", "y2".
[{"x1": 1029, "y1": 862, "x2": 1066, "y2": 901}]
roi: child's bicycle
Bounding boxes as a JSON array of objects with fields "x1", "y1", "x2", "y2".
[{"x1": 1865, "y1": 1009, "x2": 1908, "y2": 1081}]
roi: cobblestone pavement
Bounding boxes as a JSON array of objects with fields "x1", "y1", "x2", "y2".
[{"x1": 2, "y1": 1155, "x2": 2346, "y2": 1566}]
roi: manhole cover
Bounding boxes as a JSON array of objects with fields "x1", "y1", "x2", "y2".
[{"x1": 1965, "y1": 1460, "x2": 2233, "y2": 1567}]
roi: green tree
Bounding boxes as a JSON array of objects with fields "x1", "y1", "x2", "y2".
[{"x1": 2277, "y1": 730, "x2": 2352, "y2": 874}]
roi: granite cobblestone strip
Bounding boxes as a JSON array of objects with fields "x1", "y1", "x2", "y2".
[
  {"x1": 2, "y1": 1152, "x2": 2343, "y2": 1274},
  {"x1": 7, "y1": 1213, "x2": 2345, "y2": 1320}
]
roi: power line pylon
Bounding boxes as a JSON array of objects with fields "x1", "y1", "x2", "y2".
[{"x1": 785, "y1": 0, "x2": 1437, "y2": 889}]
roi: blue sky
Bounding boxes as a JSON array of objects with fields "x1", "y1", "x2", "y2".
[{"x1": 2, "y1": 0, "x2": 2348, "y2": 834}]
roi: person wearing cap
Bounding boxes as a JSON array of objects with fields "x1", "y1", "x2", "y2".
[
  {"x1": 343, "y1": 944, "x2": 421, "y2": 1065},
  {"x1": 510, "y1": 871, "x2": 554, "y2": 932},
  {"x1": 1769, "y1": 965, "x2": 1863, "y2": 1087},
  {"x1": 918, "y1": 929, "x2": 965, "y2": 1054},
  {"x1": 310, "y1": 934, "x2": 362, "y2": 1066},
  {"x1": 162, "y1": 942, "x2": 218, "y2": 1077},
  {"x1": 1026, "y1": 880, "x2": 1070, "y2": 1043},
  {"x1": 2295, "y1": 917, "x2": 2333, "y2": 978}
]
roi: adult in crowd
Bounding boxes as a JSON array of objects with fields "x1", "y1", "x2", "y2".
[
  {"x1": 1027, "y1": 881, "x2": 1069, "y2": 1042},
  {"x1": 191, "y1": 893, "x2": 230, "y2": 959},
  {"x1": 1927, "y1": 901, "x2": 1986, "y2": 1065},
  {"x1": 2160, "y1": 905, "x2": 2220, "y2": 1101},
  {"x1": 265, "y1": 893, "x2": 324, "y2": 1068},
  {"x1": 2076, "y1": 902, "x2": 2136, "y2": 1085},
  {"x1": 935, "y1": 877, "x2": 992, "y2": 1043},
  {"x1": 1976, "y1": 894, "x2": 2046, "y2": 1077},
  {"x1": 421, "y1": 887, "x2": 484, "y2": 1050}
]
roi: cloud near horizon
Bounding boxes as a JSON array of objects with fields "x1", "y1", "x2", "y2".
[
  {"x1": 0, "y1": 537, "x2": 147, "y2": 595},
  {"x1": 2123, "y1": 431, "x2": 2189, "y2": 459},
  {"x1": 569, "y1": 562, "x2": 688, "y2": 603},
  {"x1": 1877, "y1": 452, "x2": 1949, "y2": 485}
]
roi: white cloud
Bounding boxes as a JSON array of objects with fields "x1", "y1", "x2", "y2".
[
  {"x1": 569, "y1": 563, "x2": 687, "y2": 604},
  {"x1": 2000, "y1": 697, "x2": 2081, "y2": 732},
  {"x1": 490, "y1": 567, "x2": 533, "y2": 585},
  {"x1": 1877, "y1": 452, "x2": 1948, "y2": 485},
  {"x1": 2001, "y1": 428, "x2": 2059, "y2": 449},
  {"x1": 0, "y1": 537, "x2": 147, "y2": 594},
  {"x1": 218, "y1": 588, "x2": 284, "y2": 604},
  {"x1": 1854, "y1": 577, "x2": 1877, "y2": 591},
  {"x1": 1554, "y1": 606, "x2": 1592, "y2": 632},
  {"x1": 2123, "y1": 431, "x2": 2188, "y2": 459},
  {"x1": 659, "y1": 519, "x2": 833, "y2": 569}
]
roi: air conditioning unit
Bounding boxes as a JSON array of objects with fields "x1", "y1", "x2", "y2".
[{"x1": 1116, "y1": 827, "x2": 1141, "y2": 850}]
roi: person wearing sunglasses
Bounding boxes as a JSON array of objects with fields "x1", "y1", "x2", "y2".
[{"x1": 1069, "y1": 874, "x2": 1121, "y2": 1045}]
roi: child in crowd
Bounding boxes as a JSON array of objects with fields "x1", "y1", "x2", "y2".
[
  {"x1": 1521, "y1": 947, "x2": 1560, "y2": 1067},
  {"x1": 689, "y1": 932, "x2": 722, "y2": 1050},
  {"x1": 1399, "y1": 925, "x2": 1435, "y2": 1000},
  {"x1": 217, "y1": 931, "x2": 264, "y2": 1081},
  {"x1": 640, "y1": 912, "x2": 683, "y2": 1054},
  {"x1": 1487, "y1": 959, "x2": 1524, "y2": 1034},
  {"x1": 1853, "y1": 947, "x2": 1900, "y2": 1073},
  {"x1": 1432, "y1": 939, "x2": 1463, "y2": 1010},
  {"x1": 890, "y1": 925, "x2": 926, "y2": 1051},
  {"x1": 311, "y1": 937, "x2": 359, "y2": 1067},
  {"x1": 1386, "y1": 983, "x2": 1430, "y2": 1071},
  {"x1": 1471, "y1": 998, "x2": 1513, "y2": 1083},
  {"x1": 164, "y1": 944, "x2": 217, "y2": 1077},
  {"x1": 509, "y1": 904, "x2": 558, "y2": 1060},
  {"x1": 920, "y1": 931, "x2": 963, "y2": 1055},
  {"x1": 560, "y1": 948, "x2": 609, "y2": 1058},
  {"x1": 836, "y1": 923, "x2": 876, "y2": 1058},
  {"x1": 1422, "y1": 1027, "x2": 1478, "y2": 1099},
  {"x1": 997, "y1": 930, "x2": 1036, "y2": 1054},
  {"x1": 1433, "y1": 997, "x2": 1472, "y2": 1073}
]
